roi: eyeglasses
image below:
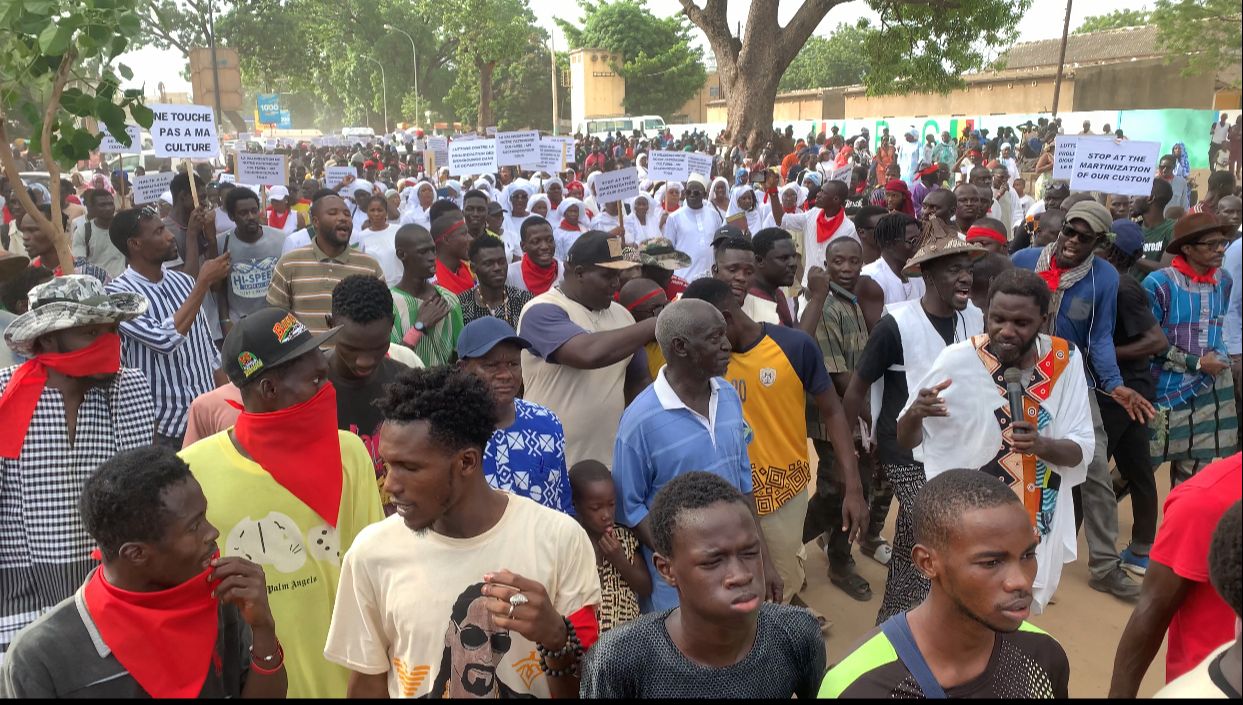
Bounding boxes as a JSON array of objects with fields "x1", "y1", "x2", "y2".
[
  {"x1": 456, "y1": 623, "x2": 511, "y2": 653},
  {"x1": 1061, "y1": 225, "x2": 1101, "y2": 244},
  {"x1": 1191, "y1": 239, "x2": 1229, "y2": 251}
]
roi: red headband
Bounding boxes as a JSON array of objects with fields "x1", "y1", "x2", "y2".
[
  {"x1": 435, "y1": 219, "x2": 467, "y2": 244},
  {"x1": 917, "y1": 164, "x2": 939, "y2": 177},
  {"x1": 624, "y1": 288, "x2": 663, "y2": 312},
  {"x1": 884, "y1": 179, "x2": 909, "y2": 194},
  {"x1": 966, "y1": 225, "x2": 1006, "y2": 246}
]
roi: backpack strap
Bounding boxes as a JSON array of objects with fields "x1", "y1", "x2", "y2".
[{"x1": 880, "y1": 613, "x2": 948, "y2": 699}]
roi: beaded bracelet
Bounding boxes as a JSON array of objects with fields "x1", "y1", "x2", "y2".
[
  {"x1": 536, "y1": 616, "x2": 583, "y2": 677},
  {"x1": 249, "y1": 642, "x2": 285, "y2": 675}
]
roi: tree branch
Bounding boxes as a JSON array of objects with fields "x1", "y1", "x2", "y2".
[
  {"x1": 779, "y1": 0, "x2": 842, "y2": 66},
  {"x1": 41, "y1": 49, "x2": 76, "y2": 270}
]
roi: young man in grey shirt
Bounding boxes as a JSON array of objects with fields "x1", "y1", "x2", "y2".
[{"x1": 217, "y1": 186, "x2": 287, "y2": 327}]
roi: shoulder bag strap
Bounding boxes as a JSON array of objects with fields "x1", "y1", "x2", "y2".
[{"x1": 880, "y1": 613, "x2": 948, "y2": 699}]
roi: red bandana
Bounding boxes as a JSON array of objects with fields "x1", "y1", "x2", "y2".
[
  {"x1": 815, "y1": 207, "x2": 846, "y2": 243},
  {"x1": 1038, "y1": 262, "x2": 1065, "y2": 292},
  {"x1": 231, "y1": 383, "x2": 344, "y2": 526},
  {"x1": 559, "y1": 220, "x2": 580, "y2": 233},
  {"x1": 1170, "y1": 255, "x2": 1218, "y2": 284},
  {"x1": 520, "y1": 255, "x2": 558, "y2": 296},
  {"x1": 29, "y1": 256, "x2": 67, "y2": 276},
  {"x1": 435, "y1": 258, "x2": 475, "y2": 295},
  {"x1": 82, "y1": 562, "x2": 220, "y2": 698},
  {"x1": 266, "y1": 207, "x2": 291, "y2": 230},
  {"x1": 0, "y1": 332, "x2": 121, "y2": 458},
  {"x1": 966, "y1": 225, "x2": 1006, "y2": 247}
]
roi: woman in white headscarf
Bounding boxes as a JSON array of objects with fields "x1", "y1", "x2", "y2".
[
  {"x1": 553, "y1": 197, "x2": 586, "y2": 260},
  {"x1": 726, "y1": 185, "x2": 771, "y2": 236},
  {"x1": 655, "y1": 181, "x2": 682, "y2": 230},
  {"x1": 778, "y1": 182, "x2": 807, "y2": 217},
  {"x1": 399, "y1": 181, "x2": 437, "y2": 229},
  {"x1": 444, "y1": 179, "x2": 464, "y2": 209},
  {"x1": 709, "y1": 176, "x2": 731, "y2": 220},
  {"x1": 583, "y1": 171, "x2": 602, "y2": 216},
  {"x1": 528, "y1": 193, "x2": 551, "y2": 220},
  {"x1": 635, "y1": 152, "x2": 649, "y2": 180},
  {"x1": 500, "y1": 182, "x2": 536, "y2": 256},
  {"x1": 542, "y1": 176, "x2": 565, "y2": 210},
  {"x1": 626, "y1": 193, "x2": 663, "y2": 244}
]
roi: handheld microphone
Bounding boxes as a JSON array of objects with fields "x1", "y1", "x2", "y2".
[{"x1": 1003, "y1": 367, "x2": 1026, "y2": 435}]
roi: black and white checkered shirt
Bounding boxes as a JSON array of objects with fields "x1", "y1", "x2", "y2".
[
  {"x1": 106, "y1": 267, "x2": 221, "y2": 439},
  {"x1": 0, "y1": 366, "x2": 154, "y2": 656}
]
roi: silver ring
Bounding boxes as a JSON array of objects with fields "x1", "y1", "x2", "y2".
[
  {"x1": 508, "y1": 593, "x2": 529, "y2": 608},
  {"x1": 507, "y1": 604, "x2": 516, "y2": 618}
]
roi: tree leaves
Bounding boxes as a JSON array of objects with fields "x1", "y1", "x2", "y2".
[
  {"x1": 1151, "y1": 0, "x2": 1241, "y2": 83},
  {"x1": 1074, "y1": 9, "x2": 1152, "y2": 34},
  {"x1": 778, "y1": 23, "x2": 869, "y2": 92}
]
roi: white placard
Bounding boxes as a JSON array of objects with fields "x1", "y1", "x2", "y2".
[
  {"x1": 149, "y1": 103, "x2": 218, "y2": 159},
  {"x1": 218, "y1": 173, "x2": 235, "y2": 184},
  {"x1": 827, "y1": 164, "x2": 853, "y2": 183},
  {"x1": 99, "y1": 124, "x2": 143, "y2": 154},
  {"x1": 592, "y1": 167, "x2": 640, "y2": 204},
  {"x1": 1069, "y1": 139, "x2": 1161, "y2": 196},
  {"x1": 237, "y1": 132, "x2": 251, "y2": 142},
  {"x1": 485, "y1": 126, "x2": 498, "y2": 137},
  {"x1": 496, "y1": 130, "x2": 541, "y2": 167},
  {"x1": 448, "y1": 138, "x2": 497, "y2": 175},
  {"x1": 535, "y1": 140, "x2": 567, "y2": 174},
  {"x1": 1054, "y1": 135, "x2": 1111, "y2": 181},
  {"x1": 263, "y1": 138, "x2": 278, "y2": 150},
  {"x1": 325, "y1": 166, "x2": 356, "y2": 189},
  {"x1": 426, "y1": 136, "x2": 449, "y2": 166},
  {"x1": 647, "y1": 151, "x2": 689, "y2": 182},
  {"x1": 236, "y1": 152, "x2": 288, "y2": 187},
  {"x1": 686, "y1": 152, "x2": 714, "y2": 180},
  {"x1": 132, "y1": 172, "x2": 175, "y2": 205}
]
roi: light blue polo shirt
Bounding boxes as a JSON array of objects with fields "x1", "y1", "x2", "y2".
[{"x1": 613, "y1": 367, "x2": 752, "y2": 612}]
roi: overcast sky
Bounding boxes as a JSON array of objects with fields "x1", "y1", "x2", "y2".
[{"x1": 122, "y1": 0, "x2": 1149, "y2": 95}]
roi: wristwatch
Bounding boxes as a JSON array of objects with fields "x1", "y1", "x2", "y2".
[{"x1": 414, "y1": 321, "x2": 426, "y2": 332}]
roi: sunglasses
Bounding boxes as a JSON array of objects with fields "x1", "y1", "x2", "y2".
[
  {"x1": 1191, "y1": 239, "x2": 1229, "y2": 251},
  {"x1": 456, "y1": 623, "x2": 511, "y2": 653},
  {"x1": 1061, "y1": 225, "x2": 1101, "y2": 244}
]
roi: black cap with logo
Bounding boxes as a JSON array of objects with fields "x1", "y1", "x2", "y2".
[
  {"x1": 565, "y1": 230, "x2": 639, "y2": 270},
  {"x1": 221, "y1": 308, "x2": 340, "y2": 386}
]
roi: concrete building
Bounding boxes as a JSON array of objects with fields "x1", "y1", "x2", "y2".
[{"x1": 568, "y1": 48, "x2": 626, "y2": 132}]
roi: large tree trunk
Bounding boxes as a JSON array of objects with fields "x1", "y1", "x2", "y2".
[
  {"x1": 679, "y1": 0, "x2": 840, "y2": 156},
  {"x1": 477, "y1": 59, "x2": 495, "y2": 132}
]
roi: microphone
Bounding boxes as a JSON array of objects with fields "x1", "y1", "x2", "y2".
[{"x1": 1003, "y1": 367, "x2": 1026, "y2": 436}]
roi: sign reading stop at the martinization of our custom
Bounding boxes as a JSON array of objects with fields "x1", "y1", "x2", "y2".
[
  {"x1": 236, "y1": 153, "x2": 288, "y2": 187},
  {"x1": 99, "y1": 124, "x2": 143, "y2": 154},
  {"x1": 132, "y1": 172, "x2": 175, "y2": 205},
  {"x1": 149, "y1": 104, "x2": 218, "y2": 159},
  {"x1": 593, "y1": 167, "x2": 640, "y2": 203},
  {"x1": 448, "y1": 138, "x2": 498, "y2": 175},
  {"x1": 1068, "y1": 139, "x2": 1161, "y2": 196}
]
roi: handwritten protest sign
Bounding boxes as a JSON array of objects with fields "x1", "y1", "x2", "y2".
[
  {"x1": 686, "y1": 152, "x2": 714, "y2": 180},
  {"x1": 150, "y1": 104, "x2": 218, "y2": 159},
  {"x1": 99, "y1": 124, "x2": 143, "y2": 154},
  {"x1": 496, "y1": 130, "x2": 541, "y2": 167},
  {"x1": 535, "y1": 140, "x2": 567, "y2": 174},
  {"x1": 448, "y1": 138, "x2": 497, "y2": 175},
  {"x1": 1069, "y1": 139, "x2": 1160, "y2": 196},
  {"x1": 236, "y1": 153, "x2": 288, "y2": 187},
  {"x1": 593, "y1": 168, "x2": 640, "y2": 203},
  {"x1": 647, "y1": 151, "x2": 689, "y2": 182},
  {"x1": 132, "y1": 172, "x2": 175, "y2": 205},
  {"x1": 324, "y1": 166, "x2": 356, "y2": 189}
]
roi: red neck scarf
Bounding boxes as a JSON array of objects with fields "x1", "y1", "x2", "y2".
[
  {"x1": 29, "y1": 256, "x2": 68, "y2": 276},
  {"x1": 520, "y1": 255, "x2": 558, "y2": 295},
  {"x1": 1037, "y1": 261, "x2": 1065, "y2": 291},
  {"x1": 0, "y1": 332, "x2": 121, "y2": 458},
  {"x1": 815, "y1": 207, "x2": 846, "y2": 243},
  {"x1": 82, "y1": 563, "x2": 220, "y2": 698},
  {"x1": 267, "y1": 207, "x2": 291, "y2": 230},
  {"x1": 1171, "y1": 255, "x2": 1218, "y2": 284},
  {"x1": 559, "y1": 220, "x2": 580, "y2": 232},
  {"x1": 231, "y1": 383, "x2": 344, "y2": 526},
  {"x1": 435, "y1": 258, "x2": 475, "y2": 295}
]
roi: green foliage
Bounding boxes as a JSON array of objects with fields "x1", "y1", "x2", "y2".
[
  {"x1": 778, "y1": 24, "x2": 868, "y2": 91},
  {"x1": 558, "y1": 0, "x2": 705, "y2": 117},
  {"x1": 0, "y1": 0, "x2": 151, "y2": 165},
  {"x1": 1074, "y1": 9, "x2": 1152, "y2": 34},
  {"x1": 1151, "y1": 0, "x2": 1241, "y2": 82}
]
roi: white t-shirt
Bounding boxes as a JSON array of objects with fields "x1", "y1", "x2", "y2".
[
  {"x1": 1212, "y1": 121, "x2": 1230, "y2": 145},
  {"x1": 323, "y1": 495, "x2": 601, "y2": 698},
  {"x1": 354, "y1": 224, "x2": 403, "y2": 284}
]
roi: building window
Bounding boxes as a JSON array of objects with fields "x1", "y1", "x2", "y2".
[{"x1": 709, "y1": 86, "x2": 719, "y2": 99}]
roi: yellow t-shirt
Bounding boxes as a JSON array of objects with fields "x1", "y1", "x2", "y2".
[
  {"x1": 323, "y1": 495, "x2": 602, "y2": 698},
  {"x1": 644, "y1": 340, "x2": 665, "y2": 382},
  {"x1": 180, "y1": 430, "x2": 385, "y2": 698}
]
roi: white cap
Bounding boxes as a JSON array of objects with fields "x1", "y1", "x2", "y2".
[
  {"x1": 268, "y1": 185, "x2": 290, "y2": 201},
  {"x1": 686, "y1": 172, "x2": 707, "y2": 189}
]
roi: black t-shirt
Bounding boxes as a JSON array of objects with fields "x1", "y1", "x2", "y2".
[
  {"x1": 855, "y1": 311, "x2": 957, "y2": 466},
  {"x1": 327, "y1": 356, "x2": 405, "y2": 479},
  {"x1": 1110, "y1": 275, "x2": 1159, "y2": 400}
]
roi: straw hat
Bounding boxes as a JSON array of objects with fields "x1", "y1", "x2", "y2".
[{"x1": 902, "y1": 221, "x2": 988, "y2": 276}]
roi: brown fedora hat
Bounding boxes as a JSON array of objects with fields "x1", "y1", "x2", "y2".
[{"x1": 1165, "y1": 211, "x2": 1229, "y2": 255}]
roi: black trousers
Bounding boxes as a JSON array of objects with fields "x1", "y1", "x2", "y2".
[
  {"x1": 803, "y1": 438, "x2": 885, "y2": 570},
  {"x1": 1097, "y1": 397, "x2": 1159, "y2": 549}
]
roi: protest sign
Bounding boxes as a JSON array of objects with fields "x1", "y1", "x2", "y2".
[
  {"x1": 1053, "y1": 135, "x2": 1111, "y2": 181},
  {"x1": 448, "y1": 138, "x2": 497, "y2": 175},
  {"x1": 593, "y1": 167, "x2": 640, "y2": 204},
  {"x1": 1069, "y1": 139, "x2": 1161, "y2": 196},
  {"x1": 647, "y1": 151, "x2": 689, "y2": 182},
  {"x1": 828, "y1": 164, "x2": 853, "y2": 183},
  {"x1": 426, "y1": 136, "x2": 449, "y2": 167},
  {"x1": 485, "y1": 126, "x2": 498, "y2": 136},
  {"x1": 263, "y1": 138, "x2": 278, "y2": 150},
  {"x1": 150, "y1": 104, "x2": 218, "y2": 159},
  {"x1": 99, "y1": 124, "x2": 143, "y2": 154},
  {"x1": 686, "y1": 152, "x2": 714, "y2": 180},
  {"x1": 132, "y1": 172, "x2": 175, "y2": 205},
  {"x1": 218, "y1": 173, "x2": 235, "y2": 184},
  {"x1": 325, "y1": 166, "x2": 356, "y2": 189},
  {"x1": 496, "y1": 130, "x2": 541, "y2": 167},
  {"x1": 236, "y1": 153, "x2": 288, "y2": 187},
  {"x1": 535, "y1": 140, "x2": 567, "y2": 174}
]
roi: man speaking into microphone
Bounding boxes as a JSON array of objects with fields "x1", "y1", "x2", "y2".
[{"x1": 896, "y1": 269, "x2": 1094, "y2": 612}]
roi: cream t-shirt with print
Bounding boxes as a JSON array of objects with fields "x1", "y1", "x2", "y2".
[{"x1": 324, "y1": 494, "x2": 601, "y2": 698}]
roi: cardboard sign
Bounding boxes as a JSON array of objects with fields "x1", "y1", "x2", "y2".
[
  {"x1": 426, "y1": 136, "x2": 449, "y2": 166},
  {"x1": 686, "y1": 152, "x2": 714, "y2": 180},
  {"x1": 448, "y1": 138, "x2": 497, "y2": 175},
  {"x1": 325, "y1": 166, "x2": 356, "y2": 189},
  {"x1": 535, "y1": 140, "x2": 567, "y2": 174},
  {"x1": 496, "y1": 130, "x2": 540, "y2": 167},
  {"x1": 132, "y1": 172, "x2": 175, "y2": 205},
  {"x1": 1069, "y1": 139, "x2": 1161, "y2": 196},
  {"x1": 593, "y1": 167, "x2": 640, "y2": 204},
  {"x1": 647, "y1": 151, "x2": 689, "y2": 182},
  {"x1": 236, "y1": 152, "x2": 288, "y2": 187},
  {"x1": 150, "y1": 104, "x2": 218, "y2": 159},
  {"x1": 99, "y1": 124, "x2": 143, "y2": 154}
]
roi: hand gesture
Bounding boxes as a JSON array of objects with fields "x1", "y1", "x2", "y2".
[
  {"x1": 415, "y1": 295, "x2": 451, "y2": 328},
  {"x1": 1109, "y1": 384, "x2": 1155, "y2": 423},
  {"x1": 597, "y1": 526, "x2": 625, "y2": 566},
  {"x1": 210, "y1": 557, "x2": 275, "y2": 630},
  {"x1": 1200, "y1": 352, "x2": 1229, "y2": 377},
  {"x1": 188, "y1": 204, "x2": 216, "y2": 246},
  {"x1": 909, "y1": 378, "x2": 952, "y2": 420},
  {"x1": 805, "y1": 266, "x2": 830, "y2": 300},
  {"x1": 339, "y1": 173, "x2": 357, "y2": 190},
  {"x1": 197, "y1": 252, "x2": 231, "y2": 286},
  {"x1": 481, "y1": 570, "x2": 568, "y2": 649}
]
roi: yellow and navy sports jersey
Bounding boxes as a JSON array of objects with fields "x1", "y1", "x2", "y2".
[
  {"x1": 818, "y1": 621, "x2": 1070, "y2": 699},
  {"x1": 727, "y1": 323, "x2": 831, "y2": 516}
]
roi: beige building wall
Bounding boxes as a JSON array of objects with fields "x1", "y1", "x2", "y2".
[
  {"x1": 569, "y1": 48, "x2": 626, "y2": 129},
  {"x1": 672, "y1": 72, "x2": 722, "y2": 123},
  {"x1": 843, "y1": 71, "x2": 1069, "y2": 118}
]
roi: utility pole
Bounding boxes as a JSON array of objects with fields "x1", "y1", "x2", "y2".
[
  {"x1": 550, "y1": 35, "x2": 559, "y2": 135},
  {"x1": 384, "y1": 24, "x2": 419, "y2": 123},
  {"x1": 208, "y1": 0, "x2": 222, "y2": 128},
  {"x1": 1051, "y1": 0, "x2": 1072, "y2": 116},
  {"x1": 364, "y1": 55, "x2": 389, "y2": 134}
]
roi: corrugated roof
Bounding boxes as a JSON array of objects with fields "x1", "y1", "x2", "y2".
[{"x1": 1000, "y1": 25, "x2": 1163, "y2": 70}]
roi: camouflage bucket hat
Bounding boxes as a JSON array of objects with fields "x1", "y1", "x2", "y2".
[
  {"x1": 4, "y1": 275, "x2": 148, "y2": 356},
  {"x1": 638, "y1": 237, "x2": 692, "y2": 270}
]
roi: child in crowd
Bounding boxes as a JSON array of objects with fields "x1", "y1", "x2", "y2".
[{"x1": 570, "y1": 460, "x2": 652, "y2": 633}]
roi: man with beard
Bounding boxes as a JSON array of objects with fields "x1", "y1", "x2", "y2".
[
  {"x1": 323, "y1": 367, "x2": 600, "y2": 698},
  {"x1": 842, "y1": 228, "x2": 988, "y2": 624},
  {"x1": 821, "y1": 469, "x2": 1070, "y2": 698},
  {"x1": 898, "y1": 268, "x2": 1093, "y2": 611},
  {"x1": 217, "y1": 187, "x2": 286, "y2": 328},
  {"x1": 267, "y1": 193, "x2": 384, "y2": 337},
  {"x1": 106, "y1": 207, "x2": 229, "y2": 448},
  {"x1": 710, "y1": 231, "x2": 757, "y2": 309},
  {"x1": 663, "y1": 176, "x2": 724, "y2": 281},
  {"x1": 746, "y1": 228, "x2": 799, "y2": 328}
]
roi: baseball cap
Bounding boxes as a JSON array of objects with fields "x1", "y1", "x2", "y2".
[
  {"x1": 1109, "y1": 219, "x2": 1145, "y2": 257},
  {"x1": 222, "y1": 308, "x2": 340, "y2": 386},
  {"x1": 456, "y1": 316, "x2": 532, "y2": 359},
  {"x1": 268, "y1": 185, "x2": 290, "y2": 201},
  {"x1": 710, "y1": 224, "x2": 745, "y2": 248},
  {"x1": 565, "y1": 230, "x2": 638, "y2": 270}
]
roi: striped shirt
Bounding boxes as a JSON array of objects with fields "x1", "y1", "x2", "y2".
[
  {"x1": 266, "y1": 238, "x2": 384, "y2": 336},
  {"x1": 106, "y1": 267, "x2": 222, "y2": 438},
  {"x1": 0, "y1": 366, "x2": 154, "y2": 657}
]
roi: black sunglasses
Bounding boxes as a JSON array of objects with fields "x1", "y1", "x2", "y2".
[
  {"x1": 1061, "y1": 225, "x2": 1101, "y2": 244},
  {"x1": 456, "y1": 624, "x2": 511, "y2": 653}
]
